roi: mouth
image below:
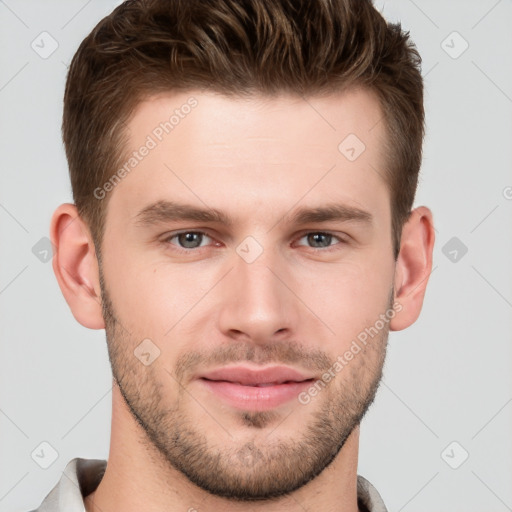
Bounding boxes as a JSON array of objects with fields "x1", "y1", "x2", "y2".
[
  {"x1": 198, "y1": 364, "x2": 315, "y2": 385},
  {"x1": 196, "y1": 365, "x2": 316, "y2": 411},
  {"x1": 201, "y1": 379, "x2": 314, "y2": 387}
]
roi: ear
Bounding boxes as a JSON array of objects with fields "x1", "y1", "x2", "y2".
[
  {"x1": 390, "y1": 206, "x2": 435, "y2": 331},
  {"x1": 50, "y1": 203, "x2": 105, "y2": 329}
]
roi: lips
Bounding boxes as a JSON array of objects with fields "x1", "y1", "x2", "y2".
[
  {"x1": 198, "y1": 365, "x2": 314, "y2": 386},
  {"x1": 196, "y1": 365, "x2": 316, "y2": 411}
]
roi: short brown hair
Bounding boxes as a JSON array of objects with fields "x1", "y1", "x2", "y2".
[{"x1": 63, "y1": 0, "x2": 424, "y2": 260}]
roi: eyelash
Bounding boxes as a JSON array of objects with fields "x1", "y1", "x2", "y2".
[{"x1": 161, "y1": 230, "x2": 348, "y2": 255}]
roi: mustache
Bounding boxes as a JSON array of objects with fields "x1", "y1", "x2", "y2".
[{"x1": 174, "y1": 340, "x2": 333, "y2": 383}]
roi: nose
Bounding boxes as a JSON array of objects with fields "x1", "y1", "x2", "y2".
[{"x1": 217, "y1": 242, "x2": 301, "y2": 345}]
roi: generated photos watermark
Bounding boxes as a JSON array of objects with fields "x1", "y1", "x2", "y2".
[{"x1": 298, "y1": 300, "x2": 402, "y2": 405}]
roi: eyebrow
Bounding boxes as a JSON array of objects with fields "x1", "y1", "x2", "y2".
[
  {"x1": 134, "y1": 200, "x2": 232, "y2": 227},
  {"x1": 133, "y1": 200, "x2": 373, "y2": 228},
  {"x1": 288, "y1": 204, "x2": 372, "y2": 225}
]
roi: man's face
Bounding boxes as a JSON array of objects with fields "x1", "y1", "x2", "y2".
[{"x1": 98, "y1": 89, "x2": 397, "y2": 500}]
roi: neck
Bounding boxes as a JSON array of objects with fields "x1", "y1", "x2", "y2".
[{"x1": 84, "y1": 382, "x2": 362, "y2": 512}]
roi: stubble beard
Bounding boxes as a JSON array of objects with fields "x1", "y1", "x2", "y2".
[{"x1": 99, "y1": 264, "x2": 390, "y2": 502}]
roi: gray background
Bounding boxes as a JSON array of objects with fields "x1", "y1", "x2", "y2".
[{"x1": 1, "y1": 1, "x2": 511, "y2": 511}]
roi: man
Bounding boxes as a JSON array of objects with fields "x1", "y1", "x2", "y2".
[{"x1": 31, "y1": 0, "x2": 434, "y2": 511}]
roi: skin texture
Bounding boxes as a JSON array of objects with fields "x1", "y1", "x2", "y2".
[{"x1": 51, "y1": 88, "x2": 435, "y2": 512}]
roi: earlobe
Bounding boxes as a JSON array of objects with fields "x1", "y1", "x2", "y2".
[
  {"x1": 50, "y1": 203, "x2": 105, "y2": 329},
  {"x1": 390, "y1": 206, "x2": 435, "y2": 331}
]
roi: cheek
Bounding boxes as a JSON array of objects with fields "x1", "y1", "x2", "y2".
[
  {"x1": 101, "y1": 250, "x2": 165, "y2": 336},
  {"x1": 294, "y1": 255, "x2": 394, "y2": 341},
  {"x1": 104, "y1": 252, "x2": 217, "y2": 341}
]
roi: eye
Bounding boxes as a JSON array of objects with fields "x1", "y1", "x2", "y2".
[
  {"x1": 295, "y1": 232, "x2": 346, "y2": 250},
  {"x1": 163, "y1": 231, "x2": 215, "y2": 250}
]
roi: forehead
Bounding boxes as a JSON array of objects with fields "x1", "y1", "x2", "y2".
[
  {"x1": 106, "y1": 88, "x2": 389, "y2": 226},
  {"x1": 127, "y1": 87, "x2": 386, "y2": 153}
]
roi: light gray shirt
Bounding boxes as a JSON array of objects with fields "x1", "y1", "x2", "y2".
[{"x1": 28, "y1": 457, "x2": 388, "y2": 512}]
